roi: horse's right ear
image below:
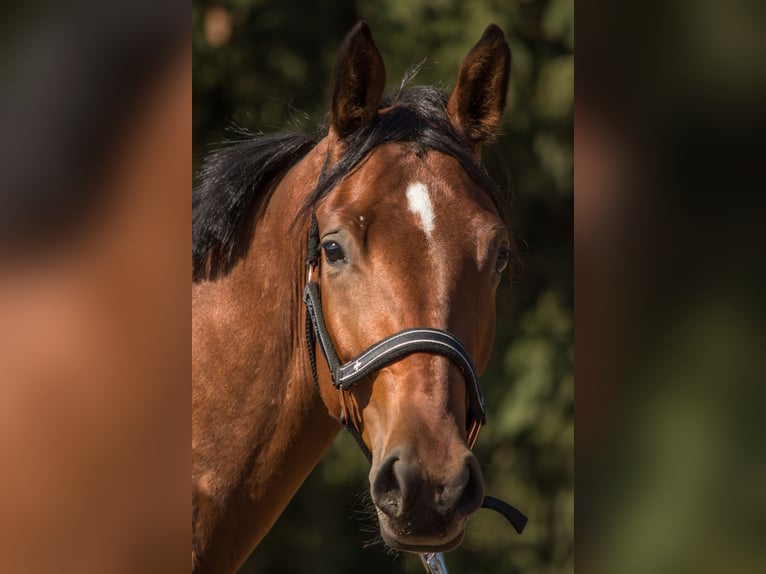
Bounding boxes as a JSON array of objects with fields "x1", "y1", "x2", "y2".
[{"x1": 329, "y1": 22, "x2": 386, "y2": 139}]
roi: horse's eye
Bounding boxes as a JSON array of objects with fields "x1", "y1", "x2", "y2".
[
  {"x1": 323, "y1": 241, "x2": 346, "y2": 264},
  {"x1": 495, "y1": 245, "x2": 511, "y2": 273}
]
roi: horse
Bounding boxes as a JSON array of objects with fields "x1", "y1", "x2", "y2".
[{"x1": 192, "y1": 21, "x2": 523, "y2": 573}]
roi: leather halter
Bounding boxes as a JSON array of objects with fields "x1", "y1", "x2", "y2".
[{"x1": 302, "y1": 212, "x2": 527, "y2": 536}]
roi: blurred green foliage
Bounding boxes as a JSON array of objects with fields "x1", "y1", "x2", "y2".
[{"x1": 192, "y1": 1, "x2": 572, "y2": 572}]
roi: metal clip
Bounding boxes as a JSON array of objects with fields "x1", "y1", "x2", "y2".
[{"x1": 419, "y1": 552, "x2": 448, "y2": 574}]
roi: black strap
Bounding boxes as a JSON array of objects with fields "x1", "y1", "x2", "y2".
[
  {"x1": 306, "y1": 212, "x2": 320, "y2": 267},
  {"x1": 303, "y1": 281, "x2": 342, "y2": 377},
  {"x1": 305, "y1": 306, "x2": 321, "y2": 395},
  {"x1": 304, "y1": 273, "x2": 371, "y2": 460},
  {"x1": 481, "y1": 495, "x2": 528, "y2": 534},
  {"x1": 340, "y1": 411, "x2": 372, "y2": 461},
  {"x1": 305, "y1": 281, "x2": 486, "y2": 430},
  {"x1": 336, "y1": 328, "x2": 486, "y2": 425}
]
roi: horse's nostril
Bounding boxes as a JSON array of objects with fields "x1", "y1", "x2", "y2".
[
  {"x1": 371, "y1": 453, "x2": 403, "y2": 518},
  {"x1": 456, "y1": 454, "x2": 484, "y2": 516}
]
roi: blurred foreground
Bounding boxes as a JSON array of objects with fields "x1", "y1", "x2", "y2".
[
  {"x1": 0, "y1": 2, "x2": 189, "y2": 571},
  {"x1": 577, "y1": 1, "x2": 766, "y2": 572}
]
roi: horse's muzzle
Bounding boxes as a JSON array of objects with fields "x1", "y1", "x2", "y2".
[{"x1": 370, "y1": 447, "x2": 484, "y2": 551}]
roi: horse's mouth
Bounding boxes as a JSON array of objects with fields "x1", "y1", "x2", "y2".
[{"x1": 376, "y1": 513, "x2": 467, "y2": 553}]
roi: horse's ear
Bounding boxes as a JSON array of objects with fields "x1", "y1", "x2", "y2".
[
  {"x1": 329, "y1": 21, "x2": 386, "y2": 139},
  {"x1": 447, "y1": 24, "x2": 511, "y2": 149}
]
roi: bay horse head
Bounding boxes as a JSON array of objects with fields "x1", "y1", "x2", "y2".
[
  {"x1": 192, "y1": 21, "x2": 520, "y2": 573},
  {"x1": 304, "y1": 22, "x2": 511, "y2": 553}
]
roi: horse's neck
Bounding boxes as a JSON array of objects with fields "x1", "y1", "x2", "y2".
[{"x1": 192, "y1": 148, "x2": 340, "y2": 573}]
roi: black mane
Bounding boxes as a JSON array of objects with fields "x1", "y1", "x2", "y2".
[
  {"x1": 192, "y1": 131, "x2": 316, "y2": 280},
  {"x1": 192, "y1": 84, "x2": 506, "y2": 282}
]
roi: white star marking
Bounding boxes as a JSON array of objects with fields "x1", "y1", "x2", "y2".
[{"x1": 406, "y1": 182, "x2": 435, "y2": 239}]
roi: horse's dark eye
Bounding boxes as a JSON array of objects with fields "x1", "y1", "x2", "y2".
[
  {"x1": 495, "y1": 245, "x2": 511, "y2": 273},
  {"x1": 323, "y1": 241, "x2": 346, "y2": 264}
]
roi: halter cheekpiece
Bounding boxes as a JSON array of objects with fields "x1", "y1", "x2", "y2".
[{"x1": 302, "y1": 212, "x2": 527, "y2": 538}]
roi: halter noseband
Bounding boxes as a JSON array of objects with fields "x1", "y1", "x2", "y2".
[{"x1": 302, "y1": 212, "x2": 527, "y2": 542}]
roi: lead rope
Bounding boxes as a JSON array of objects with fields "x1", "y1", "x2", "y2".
[{"x1": 303, "y1": 213, "x2": 526, "y2": 574}]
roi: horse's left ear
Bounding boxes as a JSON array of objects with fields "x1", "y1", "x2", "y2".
[
  {"x1": 447, "y1": 24, "x2": 511, "y2": 150},
  {"x1": 329, "y1": 21, "x2": 386, "y2": 139}
]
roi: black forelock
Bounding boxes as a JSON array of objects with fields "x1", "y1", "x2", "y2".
[{"x1": 299, "y1": 85, "x2": 506, "y2": 220}]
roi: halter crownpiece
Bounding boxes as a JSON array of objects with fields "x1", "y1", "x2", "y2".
[{"x1": 302, "y1": 213, "x2": 527, "y2": 572}]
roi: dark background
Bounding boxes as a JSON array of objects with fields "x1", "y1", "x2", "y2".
[{"x1": 192, "y1": 1, "x2": 574, "y2": 573}]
